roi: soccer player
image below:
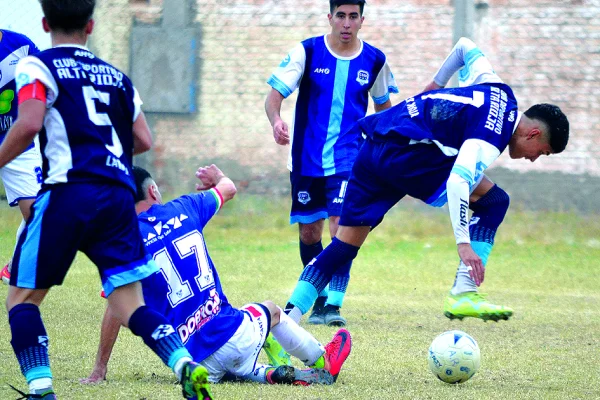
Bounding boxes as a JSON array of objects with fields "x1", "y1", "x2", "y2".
[
  {"x1": 265, "y1": 0, "x2": 398, "y2": 326},
  {"x1": 2, "y1": 1, "x2": 211, "y2": 399},
  {"x1": 283, "y1": 37, "x2": 570, "y2": 324},
  {"x1": 82, "y1": 164, "x2": 352, "y2": 386},
  {"x1": 0, "y1": 29, "x2": 43, "y2": 284}
]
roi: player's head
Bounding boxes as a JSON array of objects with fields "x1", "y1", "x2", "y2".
[
  {"x1": 40, "y1": 0, "x2": 95, "y2": 35},
  {"x1": 133, "y1": 166, "x2": 163, "y2": 207},
  {"x1": 330, "y1": 0, "x2": 366, "y2": 15},
  {"x1": 509, "y1": 103, "x2": 569, "y2": 162},
  {"x1": 328, "y1": 0, "x2": 365, "y2": 45}
]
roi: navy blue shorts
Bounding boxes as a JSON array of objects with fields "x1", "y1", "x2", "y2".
[
  {"x1": 289, "y1": 171, "x2": 350, "y2": 224},
  {"x1": 11, "y1": 183, "x2": 158, "y2": 296},
  {"x1": 339, "y1": 138, "x2": 456, "y2": 228}
]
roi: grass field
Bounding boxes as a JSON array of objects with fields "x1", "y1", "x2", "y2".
[{"x1": 0, "y1": 196, "x2": 599, "y2": 400}]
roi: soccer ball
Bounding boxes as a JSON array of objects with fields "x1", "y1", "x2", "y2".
[{"x1": 427, "y1": 330, "x2": 481, "y2": 384}]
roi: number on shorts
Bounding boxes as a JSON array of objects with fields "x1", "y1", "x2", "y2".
[{"x1": 153, "y1": 230, "x2": 215, "y2": 307}]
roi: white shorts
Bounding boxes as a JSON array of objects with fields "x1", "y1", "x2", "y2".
[
  {"x1": 1, "y1": 145, "x2": 41, "y2": 207},
  {"x1": 201, "y1": 303, "x2": 271, "y2": 383}
]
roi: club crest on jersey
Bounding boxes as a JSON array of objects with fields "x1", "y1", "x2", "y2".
[
  {"x1": 298, "y1": 191, "x2": 311, "y2": 205},
  {"x1": 356, "y1": 70, "x2": 369, "y2": 86}
]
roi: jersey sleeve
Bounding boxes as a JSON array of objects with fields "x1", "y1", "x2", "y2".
[
  {"x1": 266, "y1": 43, "x2": 306, "y2": 98},
  {"x1": 15, "y1": 56, "x2": 59, "y2": 107},
  {"x1": 369, "y1": 59, "x2": 399, "y2": 105},
  {"x1": 432, "y1": 37, "x2": 503, "y2": 88},
  {"x1": 132, "y1": 86, "x2": 143, "y2": 122},
  {"x1": 446, "y1": 138, "x2": 501, "y2": 244},
  {"x1": 183, "y1": 189, "x2": 224, "y2": 228}
]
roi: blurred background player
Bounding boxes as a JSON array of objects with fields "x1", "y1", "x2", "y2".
[
  {"x1": 283, "y1": 37, "x2": 569, "y2": 324},
  {"x1": 2, "y1": 1, "x2": 212, "y2": 398},
  {"x1": 264, "y1": 0, "x2": 398, "y2": 326},
  {"x1": 82, "y1": 164, "x2": 352, "y2": 386},
  {"x1": 0, "y1": 29, "x2": 43, "y2": 284}
]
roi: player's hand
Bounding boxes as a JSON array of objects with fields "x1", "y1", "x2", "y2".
[
  {"x1": 272, "y1": 118, "x2": 290, "y2": 145},
  {"x1": 196, "y1": 164, "x2": 225, "y2": 191},
  {"x1": 80, "y1": 367, "x2": 107, "y2": 385},
  {"x1": 457, "y1": 243, "x2": 484, "y2": 286},
  {"x1": 422, "y1": 80, "x2": 443, "y2": 93}
]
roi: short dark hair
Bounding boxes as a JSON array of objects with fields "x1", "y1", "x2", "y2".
[
  {"x1": 40, "y1": 0, "x2": 95, "y2": 34},
  {"x1": 133, "y1": 166, "x2": 153, "y2": 203},
  {"x1": 524, "y1": 103, "x2": 569, "y2": 154},
  {"x1": 330, "y1": 0, "x2": 366, "y2": 15}
]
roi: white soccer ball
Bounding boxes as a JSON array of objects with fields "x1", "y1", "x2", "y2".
[{"x1": 428, "y1": 330, "x2": 481, "y2": 384}]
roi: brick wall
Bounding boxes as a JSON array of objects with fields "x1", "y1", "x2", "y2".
[{"x1": 92, "y1": 0, "x2": 600, "y2": 198}]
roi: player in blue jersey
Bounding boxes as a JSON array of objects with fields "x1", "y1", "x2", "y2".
[
  {"x1": 265, "y1": 0, "x2": 398, "y2": 326},
  {"x1": 81, "y1": 164, "x2": 352, "y2": 387},
  {"x1": 0, "y1": 1, "x2": 212, "y2": 399},
  {"x1": 0, "y1": 30, "x2": 43, "y2": 285},
  {"x1": 283, "y1": 37, "x2": 570, "y2": 325}
]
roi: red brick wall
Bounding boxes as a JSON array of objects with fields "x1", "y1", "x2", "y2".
[{"x1": 100, "y1": 0, "x2": 599, "y2": 193}]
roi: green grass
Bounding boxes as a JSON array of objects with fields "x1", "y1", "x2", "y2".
[{"x1": 0, "y1": 196, "x2": 599, "y2": 399}]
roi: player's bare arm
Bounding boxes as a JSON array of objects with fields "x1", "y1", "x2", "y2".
[
  {"x1": 132, "y1": 111, "x2": 153, "y2": 155},
  {"x1": 265, "y1": 89, "x2": 290, "y2": 145},
  {"x1": 0, "y1": 98, "x2": 45, "y2": 169},
  {"x1": 374, "y1": 99, "x2": 392, "y2": 113},
  {"x1": 80, "y1": 305, "x2": 121, "y2": 385}
]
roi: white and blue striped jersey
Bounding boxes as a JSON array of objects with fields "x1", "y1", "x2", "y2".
[
  {"x1": 0, "y1": 30, "x2": 40, "y2": 150},
  {"x1": 138, "y1": 190, "x2": 245, "y2": 363},
  {"x1": 15, "y1": 45, "x2": 141, "y2": 193},
  {"x1": 357, "y1": 38, "x2": 519, "y2": 243},
  {"x1": 268, "y1": 35, "x2": 398, "y2": 177}
]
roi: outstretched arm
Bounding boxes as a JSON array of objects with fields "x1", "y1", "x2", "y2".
[
  {"x1": 81, "y1": 305, "x2": 121, "y2": 384},
  {"x1": 423, "y1": 37, "x2": 502, "y2": 91}
]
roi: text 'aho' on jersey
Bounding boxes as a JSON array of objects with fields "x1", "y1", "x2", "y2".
[
  {"x1": 0, "y1": 30, "x2": 40, "y2": 150},
  {"x1": 268, "y1": 35, "x2": 398, "y2": 177},
  {"x1": 357, "y1": 82, "x2": 519, "y2": 205},
  {"x1": 15, "y1": 45, "x2": 140, "y2": 192},
  {"x1": 138, "y1": 190, "x2": 244, "y2": 363}
]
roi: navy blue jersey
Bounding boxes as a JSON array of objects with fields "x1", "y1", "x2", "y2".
[
  {"x1": 0, "y1": 30, "x2": 39, "y2": 149},
  {"x1": 138, "y1": 190, "x2": 245, "y2": 362},
  {"x1": 15, "y1": 46, "x2": 140, "y2": 192},
  {"x1": 268, "y1": 36, "x2": 398, "y2": 177}
]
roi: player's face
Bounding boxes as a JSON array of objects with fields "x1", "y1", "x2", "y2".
[
  {"x1": 328, "y1": 5, "x2": 364, "y2": 45},
  {"x1": 509, "y1": 129, "x2": 553, "y2": 162}
]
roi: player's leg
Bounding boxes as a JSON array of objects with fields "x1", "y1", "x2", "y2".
[
  {"x1": 6, "y1": 188, "x2": 82, "y2": 399},
  {"x1": 444, "y1": 176, "x2": 513, "y2": 321},
  {"x1": 290, "y1": 173, "x2": 330, "y2": 324},
  {"x1": 0, "y1": 150, "x2": 41, "y2": 284},
  {"x1": 285, "y1": 139, "x2": 404, "y2": 323},
  {"x1": 88, "y1": 185, "x2": 211, "y2": 399}
]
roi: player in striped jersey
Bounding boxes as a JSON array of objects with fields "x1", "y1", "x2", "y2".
[
  {"x1": 265, "y1": 0, "x2": 398, "y2": 327},
  {"x1": 283, "y1": 37, "x2": 569, "y2": 324}
]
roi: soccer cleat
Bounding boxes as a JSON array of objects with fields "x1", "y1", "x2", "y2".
[
  {"x1": 180, "y1": 362, "x2": 213, "y2": 400},
  {"x1": 268, "y1": 365, "x2": 334, "y2": 385},
  {"x1": 262, "y1": 333, "x2": 291, "y2": 367},
  {"x1": 1, "y1": 263, "x2": 10, "y2": 285},
  {"x1": 8, "y1": 384, "x2": 57, "y2": 399},
  {"x1": 307, "y1": 296, "x2": 326, "y2": 325},
  {"x1": 444, "y1": 292, "x2": 514, "y2": 322},
  {"x1": 322, "y1": 328, "x2": 352, "y2": 381},
  {"x1": 323, "y1": 304, "x2": 347, "y2": 327}
]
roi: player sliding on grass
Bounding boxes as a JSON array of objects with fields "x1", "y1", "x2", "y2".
[
  {"x1": 82, "y1": 165, "x2": 352, "y2": 387},
  {"x1": 284, "y1": 37, "x2": 569, "y2": 324},
  {"x1": 2, "y1": 1, "x2": 212, "y2": 398}
]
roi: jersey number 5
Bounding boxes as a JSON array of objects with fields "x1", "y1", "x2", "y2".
[
  {"x1": 82, "y1": 86, "x2": 124, "y2": 158},
  {"x1": 153, "y1": 230, "x2": 215, "y2": 307}
]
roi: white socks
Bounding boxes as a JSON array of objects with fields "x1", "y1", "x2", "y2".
[
  {"x1": 450, "y1": 261, "x2": 479, "y2": 295},
  {"x1": 272, "y1": 307, "x2": 324, "y2": 366}
]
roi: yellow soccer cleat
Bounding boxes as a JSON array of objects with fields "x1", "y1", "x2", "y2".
[{"x1": 444, "y1": 292, "x2": 513, "y2": 322}]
